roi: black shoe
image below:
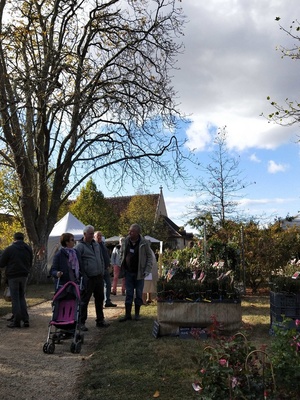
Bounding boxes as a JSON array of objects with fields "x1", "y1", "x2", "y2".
[
  {"x1": 81, "y1": 324, "x2": 88, "y2": 331},
  {"x1": 119, "y1": 315, "x2": 132, "y2": 322},
  {"x1": 7, "y1": 323, "x2": 21, "y2": 328},
  {"x1": 105, "y1": 302, "x2": 117, "y2": 308},
  {"x1": 7, "y1": 315, "x2": 14, "y2": 322},
  {"x1": 23, "y1": 321, "x2": 30, "y2": 328},
  {"x1": 96, "y1": 321, "x2": 110, "y2": 328},
  {"x1": 135, "y1": 315, "x2": 141, "y2": 321}
]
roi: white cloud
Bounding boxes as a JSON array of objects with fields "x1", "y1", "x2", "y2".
[
  {"x1": 267, "y1": 160, "x2": 289, "y2": 174},
  {"x1": 250, "y1": 153, "x2": 261, "y2": 163},
  {"x1": 175, "y1": 0, "x2": 300, "y2": 152},
  {"x1": 184, "y1": 113, "x2": 297, "y2": 152}
]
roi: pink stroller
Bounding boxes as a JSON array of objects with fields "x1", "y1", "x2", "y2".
[{"x1": 43, "y1": 280, "x2": 84, "y2": 354}]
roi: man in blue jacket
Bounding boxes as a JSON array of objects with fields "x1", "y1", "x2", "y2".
[{"x1": 0, "y1": 232, "x2": 33, "y2": 328}]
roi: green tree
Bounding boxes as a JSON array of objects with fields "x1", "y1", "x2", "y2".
[
  {"x1": 70, "y1": 179, "x2": 118, "y2": 237},
  {"x1": 242, "y1": 221, "x2": 300, "y2": 293},
  {"x1": 189, "y1": 127, "x2": 250, "y2": 228},
  {"x1": 119, "y1": 194, "x2": 157, "y2": 236},
  {"x1": 0, "y1": 0, "x2": 187, "y2": 280}
]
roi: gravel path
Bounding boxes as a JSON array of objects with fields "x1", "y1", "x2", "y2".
[{"x1": 0, "y1": 293, "x2": 124, "y2": 400}]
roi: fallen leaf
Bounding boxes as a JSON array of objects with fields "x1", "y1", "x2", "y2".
[{"x1": 153, "y1": 390, "x2": 160, "y2": 398}]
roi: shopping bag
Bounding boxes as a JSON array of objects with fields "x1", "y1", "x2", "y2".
[{"x1": 3, "y1": 286, "x2": 11, "y2": 302}]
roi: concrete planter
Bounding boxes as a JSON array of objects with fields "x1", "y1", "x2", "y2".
[{"x1": 157, "y1": 300, "x2": 242, "y2": 336}]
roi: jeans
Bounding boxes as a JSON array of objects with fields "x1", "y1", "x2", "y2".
[
  {"x1": 103, "y1": 268, "x2": 112, "y2": 303},
  {"x1": 81, "y1": 274, "x2": 104, "y2": 324},
  {"x1": 124, "y1": 271, "x2": 144, "y2": 307},
  {"x1": 8, "y1": 276, "x2": 29, "y2": 325}
]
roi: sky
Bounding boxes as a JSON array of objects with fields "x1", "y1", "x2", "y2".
[{"x1": 100, "y1": 0, "x2": 300, "y2": 233}]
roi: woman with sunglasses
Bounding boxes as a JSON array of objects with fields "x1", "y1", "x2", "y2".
[{"x1": 50, "y1": 233, "x2": 81, "y2": 290}]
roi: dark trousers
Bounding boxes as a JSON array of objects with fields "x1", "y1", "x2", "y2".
[
  {"x1": 103, "y1": 268, "x2": 112, "y2": 304},
  {"x1": 8, "y1": 276, "x2": 29, "y2": 325},
  {"x1": 81, "y1": 274, "x2": 104, "y2": 324}
]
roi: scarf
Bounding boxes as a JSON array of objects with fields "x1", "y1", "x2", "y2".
[{"x1": 65, "y1": 248, "x2": 80, "y2": 280}]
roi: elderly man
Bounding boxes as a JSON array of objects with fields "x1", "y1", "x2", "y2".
[
  {"x1": 119, "y1": 224, "x2": 153, "y2": 322},
  {"x1": 75, "y1": 225, "x2": 109, "y2": 330}
]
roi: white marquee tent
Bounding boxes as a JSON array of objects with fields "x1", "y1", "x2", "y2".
[
  {"x1": 47, "y1": 212, "x2": 85, "y2": 268},
  {"x1": 105, "y1": 234, "x2": 161, "y2": 244}
]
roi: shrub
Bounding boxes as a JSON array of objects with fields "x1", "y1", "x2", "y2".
[
  {"x1": 269, "y1": 318, "x2": 300, "y2": 397},
  {"x1": 191, "y1": 318, "x2": 276, "y2": 399}
]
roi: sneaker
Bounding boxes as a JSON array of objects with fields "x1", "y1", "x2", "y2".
[
  {"x1": 105, "y1": 302, "x2": 117, "y2": 308},
  {"x1": 96, "y1": 321, "x2": 110, "y2": 328},
  {"x1": 23, "y1": 321, "x2": 30, "y2": 328},
  {"x1": 81, "y1": 324, "x2": 88, "y2": 331}
]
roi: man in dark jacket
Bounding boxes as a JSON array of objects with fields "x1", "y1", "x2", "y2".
[
  {"x1": 119, "y1": 224, "x2": 153, "y2": 322},
  {"x1": 0, "y1": 232, "x2": 33, "y2": 328},
  {"x1": 75, "y1": 225, "x2": 110, "y2": 330}
]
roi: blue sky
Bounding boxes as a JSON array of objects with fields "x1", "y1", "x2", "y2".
[{"x1": 97, "y1": 0, "x2": 300, "y2": 233}]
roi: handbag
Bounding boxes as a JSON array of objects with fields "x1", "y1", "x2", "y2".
[{"x1": 3, "y1": 286, "x2": 11, "y2": 302}]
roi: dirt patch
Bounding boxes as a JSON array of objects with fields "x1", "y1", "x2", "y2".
[{"x1": 0, "y1": 295, "x2": 124, "y2": 400}]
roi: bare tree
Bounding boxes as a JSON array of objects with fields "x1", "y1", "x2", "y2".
[
  {"x1": 189, "y1": 127, "x2": 250, "y2": 228},
  {"x1": 267, "y1": 18, "x2": 300, "y2": 125},
  {"x1": 0, "y1": 0, "x2": 188, "y2": 278}
]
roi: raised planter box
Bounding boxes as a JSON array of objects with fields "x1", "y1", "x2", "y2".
[{"x1": 156, "y1": 300, "x2": 242, "y2": 336}]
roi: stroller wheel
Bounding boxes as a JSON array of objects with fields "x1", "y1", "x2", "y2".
[
  {"x1": 70, "y1": 342, "x2": 81, "y2": 354},
  {"x1": 76, "y1": 333, "x2": 84, "y2": 344},
  {"x1": 43, "y1": 342, "x2": 55, "y2": 354},
  {"x1": 42, "y1": 342, "x2": 49, "y2": 354},
  {"x1": 75, "y1": 342, "x2": 82, "y2": 353},
  {"x1": 48, "y1": 342, "x2": 55, "y2": 354}
]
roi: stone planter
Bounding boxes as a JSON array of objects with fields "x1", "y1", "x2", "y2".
[{"x1": 156, "y1": 300, "x2": 242, "y2": 336}]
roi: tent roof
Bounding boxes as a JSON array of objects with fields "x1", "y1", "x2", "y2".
[
  {"x1": 49, "y1": 212, "x2": 85, "y2": 239},
  {"x1": 105, "y1": 235, "x2": 121, "y2": 243},
  {"x1": 145, "y1": 235, "x2": 161, "y2": 243},
  {"x1": 105, "y1": 234, "x2": 161, "y2": 243}
]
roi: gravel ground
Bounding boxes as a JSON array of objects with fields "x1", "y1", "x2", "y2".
[{"x1": 0, "y1": 294, "x2": 124, "y2": 400}]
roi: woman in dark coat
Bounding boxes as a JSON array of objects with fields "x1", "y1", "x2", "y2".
[{"x1": 50, "y1": 232, "x2": 81, "y2": 289}]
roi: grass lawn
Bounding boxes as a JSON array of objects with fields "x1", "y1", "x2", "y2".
[{"x1": 77, "y1": 295, "x2": 273, "y2": 400}]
